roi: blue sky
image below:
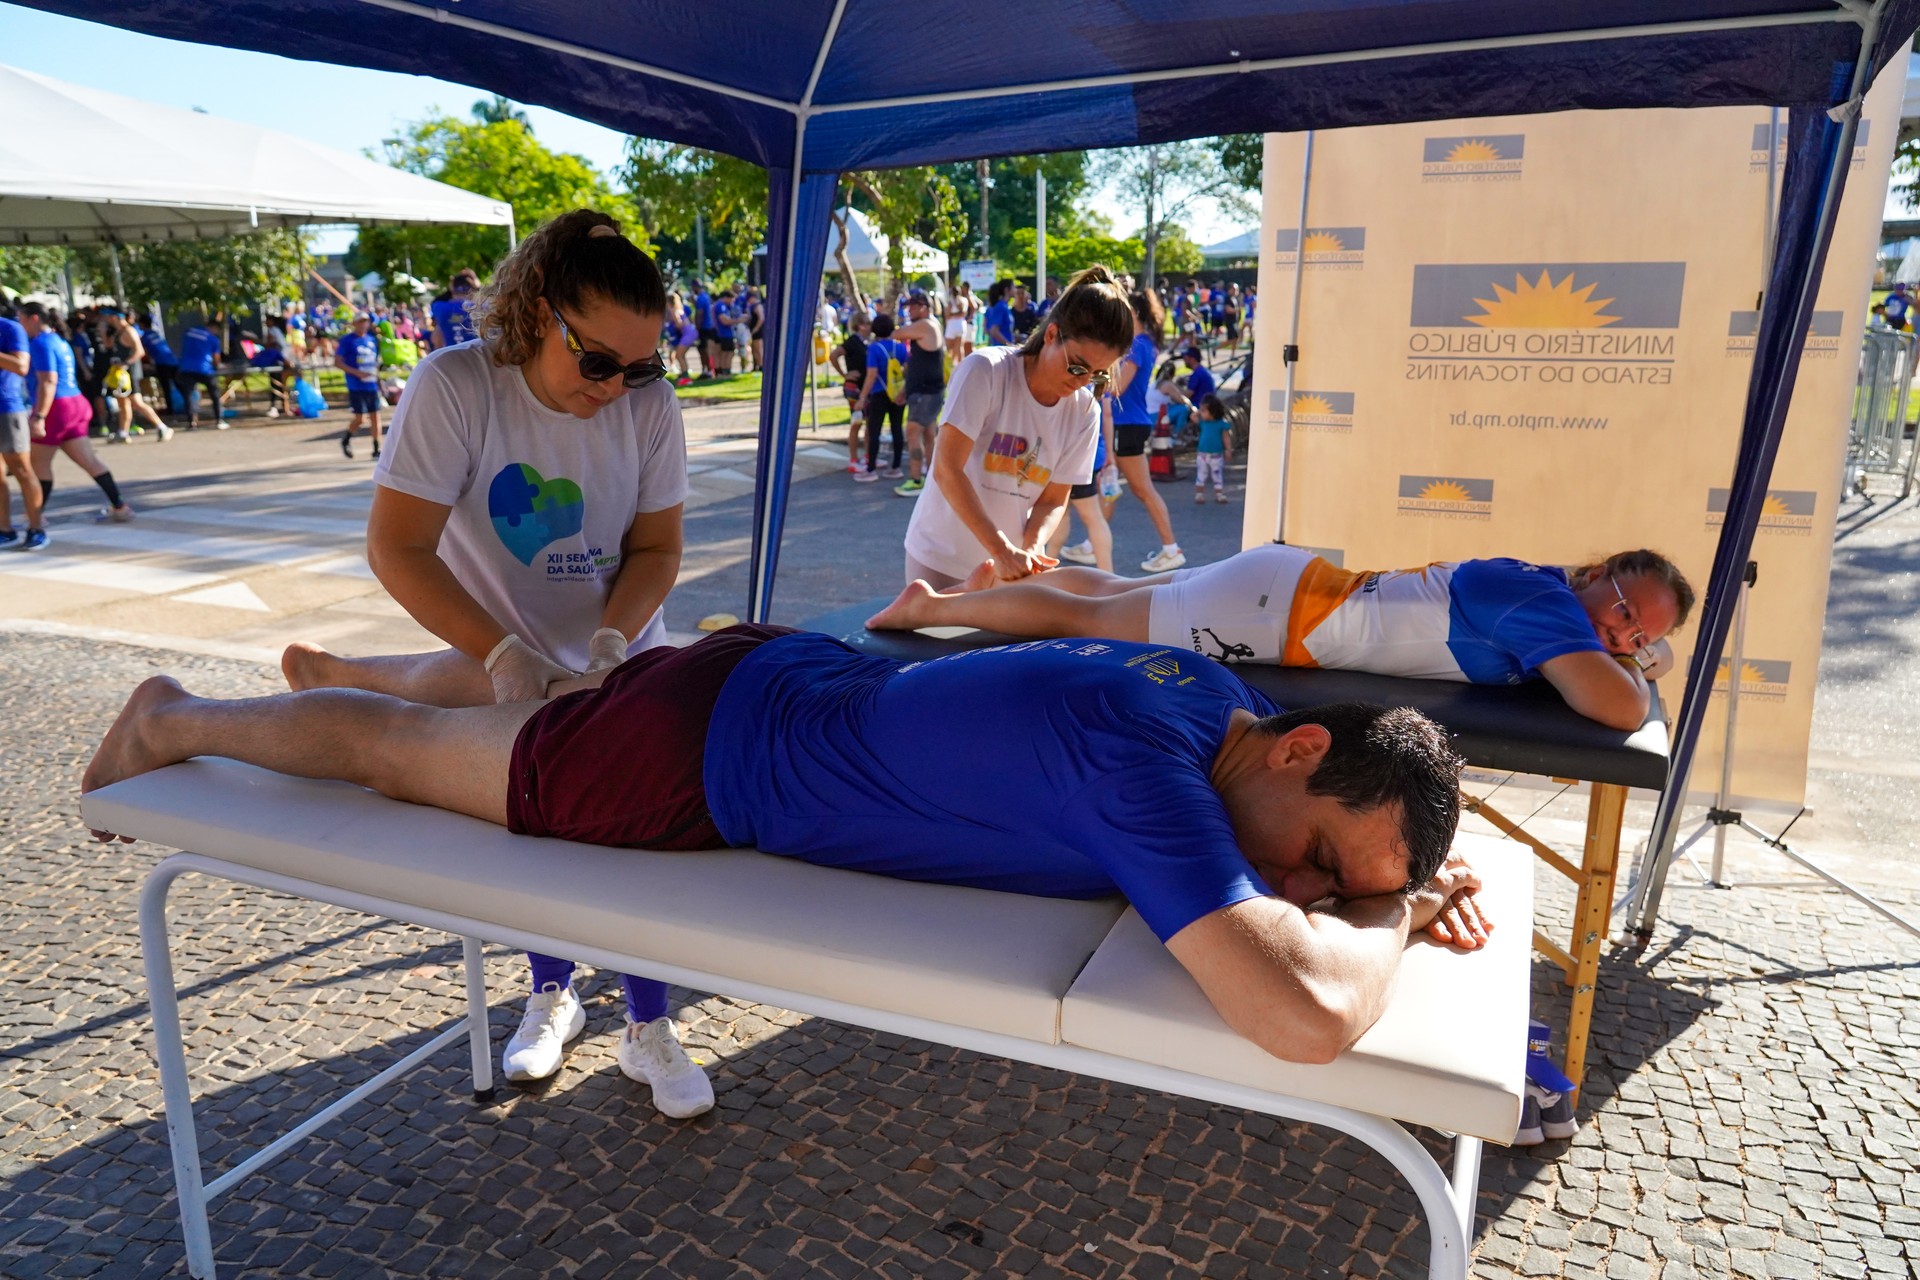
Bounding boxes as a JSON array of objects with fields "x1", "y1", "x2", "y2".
[{"x1": 2, "y1": 4, "x2": 1247, "y2": 251}]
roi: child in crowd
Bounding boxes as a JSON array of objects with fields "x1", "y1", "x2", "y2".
[{"x1": 1193, "y1": 393, "x2": 1231, "y2": 504}]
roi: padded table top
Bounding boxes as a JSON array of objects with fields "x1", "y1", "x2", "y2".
[{"x1": 803, "y1": 600, "x2": 1671, "y2": 791}]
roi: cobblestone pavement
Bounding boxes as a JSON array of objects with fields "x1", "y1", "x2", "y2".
[{"x1": 7, "y1": 431, "x2": 1920, "y2": 1275}]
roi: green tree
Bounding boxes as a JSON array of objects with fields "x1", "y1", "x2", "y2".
[
  {"x1": 1003, "y1": 228, "x2": 1144, "y2": 278},
  {"x1": 938, "y1": 152, "x2": 1095, "y2": 265},
  {"x1": 835, "y1": 167, "x2": 968, "y2": 302},
  {"x1": 1151, "y1": 225, "x2": 1206, "y2": 278},
  {"x1": 1219, "y1": 134, "x2": 1263, "y2": 193},
  {"x1": 0, "y1": 245, "x2": 68, "y2": 297},
  {"x1": 63, "y1": 231, "x2": 308, "y2": 316},
  {"x1": 472, "y1": 94, "x2": 530, "y2": 128},
  {"x1": 354, "y1": 112, "x2": 637, "y2": 287},
  {"x1": 1090, "y1": 140, "x2": 1254, "y2": 284},
  {"x1": 622, "y1": 141, "x2": 768, "y2": 279}
]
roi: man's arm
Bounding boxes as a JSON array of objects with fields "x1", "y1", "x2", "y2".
[
  {"x1": 1537, "y1": 650, "x2": 1650, "y2": 731},
  {"x1": 0, "y1": 346, "x2": 29, "y2": 377},
  {"x1": 1165, "y1": 855, "x2": 1480, "y2": 1064}
]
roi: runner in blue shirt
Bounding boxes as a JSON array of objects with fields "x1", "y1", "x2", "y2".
[
  {"x1": 430, "y1": 269, "x2": 480, "y2": 349},
  {"x1": 982, "y1": 283, "x2": 1015, "y2": 345},
  {"x1": 333, "y1": 313, "x2": 384, "y2": 459},
  {"x1": 0, "y1": 307, "x2": 45, "y2": 547},
  {"x1": 174, "y1": 321, "x2": 225, "y2": 431},
  {"x1": 19, "y1": 302, "x2": 133, "y2": 527}
]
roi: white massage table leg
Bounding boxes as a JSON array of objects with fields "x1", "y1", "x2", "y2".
[
  {"x1": 1450, "y1": 1134, "x2": 1483, "y2": 1246},
  {"x1": 462, "y1": 936, "x2": 494, "y2": 1101},
  {"x1": 140, "y1": 860, "x2": 218, "y2": 1280}
]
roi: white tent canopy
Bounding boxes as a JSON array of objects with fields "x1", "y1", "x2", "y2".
[
  {"x1": 0, "y1": 64, "x2": 513, "y2": 245},
  {"x1": 827, "y1": 206, "x2": 948, "y2": 274},
  {"x1": 1198, "y1": 229, "x2": 1259, "y2": 262}
]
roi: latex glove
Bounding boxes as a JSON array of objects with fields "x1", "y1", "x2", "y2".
[
  {"x1": 484, "y1": 634, "x2": 576, "y2": 703},
  {"x1": 586, "y1": 627, "x2": 630, "y2": 674}
]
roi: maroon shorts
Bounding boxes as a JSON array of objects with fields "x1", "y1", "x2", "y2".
[{"x1": 506, "y1": 623, "x2": 797, "y2": 848}]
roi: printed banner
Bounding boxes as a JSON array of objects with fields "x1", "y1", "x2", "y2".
[{"x1": 1246, "y1": 68, "x2": 1904, "y2": 806}]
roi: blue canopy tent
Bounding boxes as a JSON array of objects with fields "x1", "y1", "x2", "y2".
[{"x1": 28, "y1": 0, "x2": 1919, "y2": 933}]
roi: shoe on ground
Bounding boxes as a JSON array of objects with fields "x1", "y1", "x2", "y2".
[
  {"x1": 1058, "y1": 541, "x2": 1096, "y2": 566},
  {"x1": 1512, "y1": 1088, "x2": 1544, "y2": 1146},
  {"x1": 215, "y1": 421, "x2": 230, "y2": 430},
  {"x1": 883, "y1": 466, "x2": 904, "y2": 479},
  {"x1": 157, "y1": 424, "x2": 174, "y2": 442},
  {"x1": 341, "y1": 434, "x2": 353, "y2": 459},
  {"x1": 109, "y1": 431, "x2": 130, "y2": 444},
  {"x1": 618, "y1": 1017, "x2": 715, "y2": 1119},
  {"x1": 95, "y1": 506, "x2": 135, "y2": 524},
  {"x1": 20, "y1": 528, "x2": 47, "y2": 551},
  {"x1": 0, "y1": 529, "x2": 15, "y2": 548},
  {"x1": 1140, "y1": 547, "x2": 1187, "y2": 573},
  {"x1": 1194, "y1": 490, "x2": 1206, "y2": 504},
  {"x1": 1215, "y1": 491, "x2": 1228, "y2": 504},
  {"x1": 853, "y1": 467, "x2": 879, "y2": 483},
  {"x1": 1535, "y1": 1084, "x2": 1578, "y2": 1140},
  {"x1": 502, "y1": 981, "x2": 586, "y2": 1082},
  {"x1": 894, "y1": 477, "x2": 924, "y2": 497}
]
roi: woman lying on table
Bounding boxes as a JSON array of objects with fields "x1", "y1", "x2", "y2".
[{"x1": 867, "y1": 544, "x2": 1694, "y2": 731}]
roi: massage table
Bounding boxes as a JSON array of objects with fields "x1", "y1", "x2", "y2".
[
  {"x1": 89, "y1": 749, "x2": 1532, "y2": 1278},
  {"x1": 804, "y1": 601, "x2": 1673, "y2": 1096}
]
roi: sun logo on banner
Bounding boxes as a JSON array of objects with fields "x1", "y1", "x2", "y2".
[
  {"x1": 1419, "y1": 479, "x2": 1474, "y2": 503},
  {"x1": 1737, "y1": 661, "x2": 1769, "y2": 688},
  {"x1": 1302, "y1": 230, "x2": 1347, "y2": 255},
  {"x1": 1291, "y1": 393, "x2": 1334, "y2": 416},
  {"x1": 1760, "y1": 494, "x2": 1794, "y2": 518},
  {"x1": 1446, "y1": 139, "x2": 1504, "y2": 162},
  {"x1": 1466, "y1": 270, "x2": 1622, "y2": 328}
]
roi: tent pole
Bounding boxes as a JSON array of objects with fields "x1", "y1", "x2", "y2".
[
  {"x1": 107, "y1": 241, "x2": 126, "y2": 304},
  {"x1": 506, "y1": 209, "x2": 518, "y2": 252},
  {"x1": 1035, "y1": 171, "x2": 1046, "y2": 293},
  {"x1": 1273, "y1": 131, "x2": 1314, "y2": 545},
  {"x1": 1625, "y1": 0, "x2": 1886, "y2": 943}
]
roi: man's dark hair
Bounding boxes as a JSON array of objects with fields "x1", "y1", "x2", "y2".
[
  {"x1": 1252, "y1": 701, "x2": 1462, "y2": 891},
  {"x1": 871, "y1": 313, "x2": 895, "y2": 338},
  {"x1": 18, "y1": 301, "x2": 46, "y2": 322}
]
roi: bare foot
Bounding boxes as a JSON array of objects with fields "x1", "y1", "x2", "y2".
[
  {"x1": 281, "y1": 641, "x2": 334, "y2": 691},
  {"x1": 865, "y1": 580, "x2": 945, "y2": 631},
  {"x1": 82, "y1": 676, "x2": 193, "y2": 839},
  {"x1": 961, "y1": 559, "x2": 999, "y2": 593}
]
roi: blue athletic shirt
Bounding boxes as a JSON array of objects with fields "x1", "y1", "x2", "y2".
[
  {"x1": 28, "y1": 330, "x2": 81, "y2": 398},
  {"x1": 335, "y1": 332, "x2": 381, "y2": 391},
  {"x1": 177, "y1": 326, "x2": 221, "y2": 375},
  {"x1": 430, "y1": 297, "x2": 477, "y2": 348},
  {"x1": 1185, "y1": 363, "x2": 1217, "y2": 403},
  {"x1": 704, "y1": 631, "x2": 1282, "y2": 942},
  {"x1": 1114, "y1": 333, "x2": 1158, "y2": 425},
  {"x1": 139, "y1": 326, "x2": 175, "y2": 367},
  {"x1": 983, "y1": 300, "x2": 1014, "y2": 342},
  {"x1": 693, "y1": 291, "x2": 713, "y2": 329},
  {"x1": 0, "y1": 317, "x2": 27, "y2": 414}
]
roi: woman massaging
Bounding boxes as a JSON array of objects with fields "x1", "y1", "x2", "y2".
[{"x1": 867, "y1": 545, "x2": 1694, "y2": 732}]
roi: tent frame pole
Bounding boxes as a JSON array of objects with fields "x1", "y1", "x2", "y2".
[
  {"x1": 1273, "y1": 131, "x2": 1313, "y2": 545},
  {"x1": 1623, "y1": 0, "x2": 1887, "y2": 943}
]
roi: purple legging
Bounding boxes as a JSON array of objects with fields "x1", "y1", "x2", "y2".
[{"x1": 527, "y1": 952, "x2": 668, "y2": 1024}]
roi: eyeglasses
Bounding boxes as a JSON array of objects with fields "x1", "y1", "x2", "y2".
[
  {"x1": 1608, "y1": 574, "x2": 1649, "y2": 650},
  {"x1": 549, "y1": 303, "x2": 667, "y2": 388},
  {"x1": 1062, "y1": 348, "x2": 1112, "y2": 391}
]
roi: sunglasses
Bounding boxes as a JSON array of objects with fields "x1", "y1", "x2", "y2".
[
  {"x1": 549, "y1": 303, "x2": 667, "y2": 388},
  {"x1": 1608, "y1": 574, "x2": 1649, "y2": 650},
  {"x1": 1061, "y1": 344, "x2": 1112, "y2": 390}
]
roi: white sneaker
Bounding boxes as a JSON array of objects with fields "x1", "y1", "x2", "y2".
[
  {"x1": 501, "y1": 982, "x2": 585, "y2": 1081},
  {"x1": 1058, "y1": 541, "x2": 1096, "y2": 565},
  {"x1": 618, "y1": 1017, "x2": 715, "y2": 1119},
  {"x1": 1140, "y1": 547, "x2": 1187, "y2": 573},
  {"x1": 156, "y1": 424, "x2": 175, "y2": 442}
]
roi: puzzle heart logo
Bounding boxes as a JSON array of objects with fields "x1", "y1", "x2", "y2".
[{"x1": 488, "y1": 462, "x2": 585, "y2": 566}]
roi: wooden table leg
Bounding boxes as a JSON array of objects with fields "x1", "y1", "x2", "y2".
[{"x1": 1563, "y1": 782, "x2": 1626, "y2": 1097}]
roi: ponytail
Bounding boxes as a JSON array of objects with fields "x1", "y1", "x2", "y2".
[{"x1": 1019, "y1": 264, "x2": 1133, "y2": 359}]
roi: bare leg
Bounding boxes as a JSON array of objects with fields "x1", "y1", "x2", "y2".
[
  {"x1": 1115, "y1": 453, "x2": 1177, "y2": 548},
  {"x1": 867, "y1": 575, "x2": 1154, "y2": 640},
  {"x1": 83, "y1": 676, "x2": 539, "y2": 836},
  {"x1": 1068, "y1": 496, "x2": 1113, "y2": 573},
  {"x1": 282, "y1": 644, "x2": 494, "y2": 708},
  {"x1": 1, "y1": 451, "x2": 40, "y2": 529}
]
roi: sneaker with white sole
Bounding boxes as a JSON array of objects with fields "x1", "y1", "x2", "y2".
[
  {"x1": 1512, "y1": 1087, "x2": 1545, "y2": 1146},
  {"x1": 1058, "y1": 541, "x2": 1096, "y2": 566},
  {"x1": 618, "y1": 1017, "x2": 715, "y2": 1119},
  {"x1": 1536, "y1": 1085, "x2": 1578, "y2": 1140},
  {"x1": 853, "y1": 467, "x2": 879, "y2": 483},
  {"x1": 1139, "y1": 547, "x2": 1187, "y2": 573},
  {"x1": 502, "y1": 982, "x2": 585, "y2": 1081}
]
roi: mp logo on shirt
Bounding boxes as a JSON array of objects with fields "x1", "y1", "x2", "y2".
[
  {"x1": 1421, "y1": 134, "x2": 1524, "y2": 182},
  {"x1": 1274, "y1": 227, "x2": 1366, "y2": 270},
  {"x1": 488, "y1": 462, "x2": 586, "y2": 567},
  {"x1": 1713, "y1": 657, "x2": 1791, "y2": 701},
  {"x1": 982, "y1": 432, "x2": 1050, "y2": 487},
  {"x1": 1705, "y1": 488, "x2": 1816, "y2": 536},
  {"x1": 1724, "y1": 310, "x2": 1843, "y2": 359},
  {"x1": 1397, "y1": 475, "x2": 1494, "y2": 521},
  {"x1": 1269, "y1": 389, "x2": 1355, "y2": 432}
]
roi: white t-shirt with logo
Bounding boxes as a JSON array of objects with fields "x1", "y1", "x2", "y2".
[
  {"x1": 903, "y1": 345, "x2": 1100, "y2": 580},
  {"x1": 374, "y1": 340, "x2": 689, "y2": 671}
]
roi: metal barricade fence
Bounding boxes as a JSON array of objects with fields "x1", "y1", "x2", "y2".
[{"x1": 1848, "y1": 327, "x2": 1920, "y2": 498}]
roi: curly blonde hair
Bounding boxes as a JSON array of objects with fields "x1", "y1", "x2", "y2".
[{"x1": 474, "y1": 208, "x2": 667, "y2": 367}]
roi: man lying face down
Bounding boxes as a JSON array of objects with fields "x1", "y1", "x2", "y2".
[{"x1": 85, "y1": 625, "x2": 1488, "y2": 1065}]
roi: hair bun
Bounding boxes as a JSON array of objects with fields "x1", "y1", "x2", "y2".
[{"x1": 588, "y1": 225, "x2": 621, "y2": 239}]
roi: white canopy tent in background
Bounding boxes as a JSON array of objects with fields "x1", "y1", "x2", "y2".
[
  {"x1": 0, "y1": 63, "x2": 513, "y2": 247},
  {"x1": 826, "y1": 206, "x2": 948, "y2": 276},
  {"x1": 1198, "y1": 229, "x2": 1259, "y2": 263}
]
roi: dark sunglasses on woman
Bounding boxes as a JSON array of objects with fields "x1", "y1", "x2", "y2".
[{"x1": 548, "y1": 303, "x2": 668, "y2": 388}]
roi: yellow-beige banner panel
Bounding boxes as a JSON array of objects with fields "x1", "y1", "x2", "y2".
[{"x1": 1246, "y1": 64, "x2": 1902, "y2": 806}]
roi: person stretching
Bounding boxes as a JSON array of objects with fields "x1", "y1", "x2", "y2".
[
  {"x1": 868, "y1": 546, "x2": 1695, "y2": 732},
  {"x1": 86, "y1": 625, "x2": 1490, "y2": 1069}
]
